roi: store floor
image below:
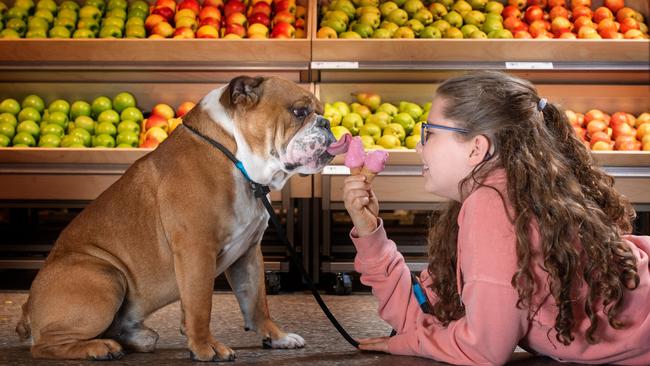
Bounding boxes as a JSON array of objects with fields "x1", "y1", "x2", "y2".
[{"x1": 1, "y1": 292, "x2": 575, "y2": 366}]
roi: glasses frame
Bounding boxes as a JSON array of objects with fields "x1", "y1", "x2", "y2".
[{"x1": 420, "y1": 123, "x2": 471, "y2": 146}]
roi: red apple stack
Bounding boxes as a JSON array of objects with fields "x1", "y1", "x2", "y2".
[
  {"x1": 271, "y1": 0, "x2": 296, "y2": 38},
  {"x1": 566, "y1": 108, "x2": 650, "y2": 151},
  {"x1": 140, "y1": 103, "x2": 175, "y2": 148}
]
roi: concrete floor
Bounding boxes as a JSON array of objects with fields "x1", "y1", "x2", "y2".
[{"x1": 0, "y1": 292, "x2": 575, "y2": 366}]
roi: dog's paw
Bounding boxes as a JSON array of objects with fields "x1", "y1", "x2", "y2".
[
  {"x1": 267, "y1": 333, "x2": 305, "y2": 349},
  {"x1": 189, "y1": 339, "x2": 236, "y2": 362}
]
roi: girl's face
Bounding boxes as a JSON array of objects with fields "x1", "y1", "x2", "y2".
[{"x1": 416, "y1": 97, "x2": 477, "y2": 202}]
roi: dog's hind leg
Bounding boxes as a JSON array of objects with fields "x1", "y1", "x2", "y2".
[
  {"x1": 225, "y1": 243, "x2": 305, "y2": 349},
  {"x1": 103, "y1": 304, "x2": 160, "y2": 353},
  {"x1": 27, "y1": 256, "x2": 127, "y2": 360}
]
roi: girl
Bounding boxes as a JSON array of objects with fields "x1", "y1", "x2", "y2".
[{"x1": 343, "y1": 71, "x2": 650, "y2": 365}]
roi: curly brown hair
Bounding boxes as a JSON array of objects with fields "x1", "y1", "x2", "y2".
[{"x1": 426, "y1": 71, "x2": 639, "y2": 346}]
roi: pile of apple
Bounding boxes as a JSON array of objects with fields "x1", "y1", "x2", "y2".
[
  {"x1": 145, "y1": 0, "x2": 306, "y2": 38},
  {"x1": 569, "y1": 109, "x2": 650, "y2": 151},
  {"x1": 326, "y1": 93, "x2": 428, "y2": 149},
  {"x1": 0, "y1": 93, "x2": 148, "y2": 147},
  {"x1": 318, "y1": 0, "x2": 510, "y2": 39},
  {"x1": 139, "y1": 101, "x2": 194, "y2": 148},
  {"x1": 0, "y1": 0, "x2": 150, "y2": 38},
  {"x1": 502, "y1": 0, "x2": 648, "y2": 39}
]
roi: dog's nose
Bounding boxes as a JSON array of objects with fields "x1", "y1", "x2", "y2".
[{"x1": 315, "y1": 116, "x2": 330, "y2": 129}]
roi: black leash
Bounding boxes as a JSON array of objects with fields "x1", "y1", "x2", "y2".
[{"x1": 182, "y1": 124, "x2": 360, "y2": 348}]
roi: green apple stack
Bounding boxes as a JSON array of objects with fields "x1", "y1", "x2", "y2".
[
  {"x1": 124, "y1": 0, "x2": 148, "y2": 38},
  {"x1": 317, "y1": 0, "x2": 507, "y2": 39},
  {"x1": 1, "y1": 0, "x2": 31, "y2": 38},
  {"x1": 98, "y1": 0, "x2": 125, "y2": 38},
  {"x1": 326, "y1": 92, "x2": 430, "y2": 150}
]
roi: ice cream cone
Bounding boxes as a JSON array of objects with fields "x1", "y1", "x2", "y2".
[
  {"x1": 350, "y1": 167, "x2": 362, "y2": 175},
  {"x1": 360, "y1": 167, "x2": 377, "y2": 183}
]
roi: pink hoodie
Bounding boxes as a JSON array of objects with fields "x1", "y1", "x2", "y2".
[{"x1": 351, "y1": 170, "x2": 650, "y2": 365}]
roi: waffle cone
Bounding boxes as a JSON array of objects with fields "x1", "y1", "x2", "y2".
[
  {"x1": 350, "y1": 167, "x2": 362, "y2": 175},
  {"x1": 360, "y1": 167, "x2": 377, "y2": 183}
]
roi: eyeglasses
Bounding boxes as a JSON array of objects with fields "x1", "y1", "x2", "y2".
[{"x1": 420, "y1": 123, "x2": 470, "y2": 146}]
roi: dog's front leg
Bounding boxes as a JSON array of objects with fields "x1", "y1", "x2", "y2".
[
  {"x1": 173, "y1": 249, "x2": 235, "y2": 361},
  {"x1": 225, "y1": 243, "x2": 305, "y2": 349}
]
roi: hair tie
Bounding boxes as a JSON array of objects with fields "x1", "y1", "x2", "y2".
[{"x1": 537, "y1": 98, "x2": 547, "y2": 112}]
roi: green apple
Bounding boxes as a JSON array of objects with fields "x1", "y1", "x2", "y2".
[
  {"x1": 472, "y1": 31, "x2": 489, "y2": 40},
  {"x1": 18, "y1": 107, "x2": 41, "y2": 123},
  {"x1": 380, "y1": 21, "x2": 398, "y2": 35},
  {"x1": 332, "y1": 101, "x2": 350, "y2": 117},
  {"x1": 6, "y1": 7, "x2": 28, "y2": 22},
  {"x1": 117, "y1": 120, "x2": 140, "y2": 134},
  {"x1": 324, "y1": 10, "x2": 349, "y2": 25},
  {"x1": 485, "y1": 13, "x2": 502, "y2": 22},
  {"x1": 28, "y1": 16, "x2": 50, "y2": 31},
  {"x1": 482, "y1": 18, "x2": 503, "y2": 33},
  {"x1": 95, "y1": 121, "x2": 117, "y2": 136},
  {"x1": 405, "y1": 19, "x2": 424, "y2": 36},
  {"x1": 386, "y1": 9, "x2": 408, "y2": 26},
  {"x1": 371, "y1": 28, "x2": 392, "y2": 38},
  {"x1": 70, "y1": 127, "x2": 92, "y2": 146},
  {"x1": 79, "y1": 6, "x2": 102, "y2": 21},
  {"x1": 14, "y1": 0, "x2": 35, "y2": 13},
  {"x1": 323, "y1": 104, "x2": 342, "y2": 127},
  {"x1": 33, "y1": 9, "x2": 54, "y2": 24},
  {"x1": 17, "y1": 120, "x2": 40, "y2": 139},
  {"x1": 120, "y1": 107, "x2": 143, "y2": 123},
  {"x1": 379, "y1": 1, "x2": 398, "y2": 18},
  {"x1": 74, "y1": 115, "x2": 95, "y2": 134},
  {"x1": 0, "y1": 134, "x2": 10, "y2": 147},
  {"x1": 377, "y1": 134, "x2": 401, "y2": 149},
  {"x1": 86, "y1": 0, "x2": 106, "y2": 13},
  {"x1": 413, "y1": 8, "x2": 433, "y2": 25},
  {"x1": 106, "y1": 8, "x2": 127, "y2": 20},
  {"x1": 366, "y1": 111, "x2": 391, "y2": 129},
  {"x1": 329, "y1": 0, "x2": 355, "y2": 20},
  {"x1": 53, "y1": 17, "x2": 76, "y2": 32},
  {"x1": 129, "y1": 0, "x2": 149, "y2": 13},
  {"x1": 60, "y1": 134, "x2": 84, "y2": 147},
  {"x1": 444, "y1": 27, "x2": 463, "y2": 38},
  {"x1": 330, "y1": 125, "x2": 351, "y2": 141},
  {"x1": 392, "y1": 26, "x2": 415, "y2": 38},
  {"x1": 461, "y1": 24, "x2": 479, "y2": 38},
  {"x1": 432, "y1": 19, "x2": 451, "y2": 33},
  {"x1": 403, "y1": 0, "x2": 424, "y2": 17},
  {"x1": 359, "y1": 122, "x2": 381, "y2": 142},
  {"x1": 125, "y1": 17, "x2": 144, "y2": 27},
  {"x1": 429, "y1": 3, "x2": 447, "y2": 20},
  {"x1": 127, "y1": 8, "x2": 148, "y2": 20},
  {"x1": 58, "y1": 8, "x2": 79, "y2": 22},
  {"x1": 40, "y1": 123, "x2": 64, "y2": 137},
  {"x1": 6, "y1": 18, "x2": 27, "y2": 35},
  {"x1": 357, "y1": 0, "x2": 378, "y2": 6},
  {"x1": 469, "y1": 0, "x2": 487, "y2": 10},
  {"x1": 0, "y1": 113, "x2": 18, "y2": 127},
  {"x1": 453, "y1": 0, "x2": 472, "y2": 16},
  {"x1": 0, "y1": 29, "x2": 20, "y2": 39},
  {"x1": 36, "y1": 0, "x2": 57, "y2": 14},
  {"x1": 91, "y1": 96, "x2": 112, "y2": 118},
  {"x1": 26, "y1": 28, "x2": 48, "y2": 38},
  {"x1": 13, "y1": 132, "x2": 36, "y2": 147},
  {"x1": 392, "y1": 113, "x2": 415, "y2": 134},
  {"x1": 488, "y1": 28, "x2": 513, "y2": 38},
  {"x1": 102, "y1": 16, "x2": 124, "y2": 30},
  {"x1": 72, "y1": 28, "x2": 95, "y2": 37},
  {"x1": 443, "y1": 11, "x2": 462, "y2": 28},
  {"x1": 421, "y1": 25, "x2": 442, "y2": 38},
  {"x1": 112, "y1": 92, "x2": 135, "y2": 113},
  {"x1": 107, "y1": 0, "x2": 128, "y2": 11},
  {"x1": 38, "y1": 134, "x2": 61, "y2": 147},
  {"x1": 405, "y1": 134, "x2": 419, "y2": 149},
  {"x1": 320, "y1": 19, "x2": 347, "y2": 34},
  {"x1": 48, "y1": 25, "x2": 71, "y2": 37},
  {"x1": 116, "y1": 131, "x2": 138, "y2": 147},
  {"x1": 77, "y1": 17, "x2": 100, "y2": 33},
  {"x1": 341, "y1": 112, "x2": 363, "y2": 135},
  {"x1": 376, "y1": 103, "x2": 398, "y2": 117},
  {"x1": 125, "y1": 24, "x2": 145, "y2": 38},
  {"x1": 48, "y1": 99, "x2": 70, "y2": 115},
  {"x1": 70, "y1": 101, "x2": 92, "y2": 120},
  {"x1": 99, "y1": 24, "x2": 122, "y2": 38},
  {"x1": 350, "y1": 22, "x2": 373, "y2": 38},
  {"x1": 359, "y1": 135, "x2": 374, "y2": 149},
  {"x1": 383, "y1": 123, "x2": 406, "y2": 142},
  {"x1": 357, "y1": 13, "x2": 380, "y2": 29},
  {"x1": 0, "y1": 98, "x2": 21, "y2": 115},
  {"x1": 97, "y1": 109, "x2": 120, "y2": 124},
  {"x1": 47, "y1": 111, "x2": 68, "y2": 128},
  {"x1": 464, "y1": 10, "x2": 485, "y2": 27},
  {"x1": 92, "y1": 134, "x2": 115, "y2": 148},
  {"x1": 60, "y1": 0, "x2": 80, "y2": 11},
  {"x1": 0, "y1": 122, "x2": 16, "y2": 139},
  {"x1": 484, "y1": 1, "x2": 503, "y2": 14}
]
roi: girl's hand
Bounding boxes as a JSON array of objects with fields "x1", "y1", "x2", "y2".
[
  {"x1": 357, "y1": 336, "x2": 390, "y2": 353},
  {"x1": 343, "y1": 175, "x2": 379, "y2": 237}
]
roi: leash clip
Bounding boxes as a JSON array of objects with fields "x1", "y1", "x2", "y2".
[{"x1": 251, "y1": 182, "x2": 271, "y2": 198}]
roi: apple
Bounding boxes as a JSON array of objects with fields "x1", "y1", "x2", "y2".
[
  {"x1": 0, "y1": 113, "x2": 18, "y2": 129},
  {"x1": 247, "y1": 22, "x2": 268, "y2": 37},
  {"x1": 21, "y1": 95, "x2": 44, "y2": 113},
  {"x1": 270, "y1": 21, "x2": 295, "y2": 38},
  {"x1": 173, "y1": 26, "x2": 196, "y2": 38},
  {"x1": 152, "y1": 6, "x2": 175, "y2": 22},
  {"x1": 572, "y1": 6, "x2": 592, "y2": 21},
  {"x1": 514, "y1": 29, "x2": 533, "y2": 37},
  {"x1": 428, "y1": 3, "x2": 447, "y2": 21},
  {"x1": 274, "y1": 0, "x2": 296, "y2": 14},
  {"x1": 551, "y1": 16, "x2": 572, "y2": 36},
  {"x1": 507, "y1": 0, "x2": 526, "y2": 10},
  {"x1": 573, "y1": 16, "x2": 595, "y2": 32},
  {"x1": 128, "y1": 8, "x2": 148, "y2": 20},
  {"x1": 13, "y1": 132, "x2": 36, "y2": 147},
  {"x1": 547, "y1": 0, "x2": 565, "y2": 7},
  {"x1": 151, "y1": 103, "x2": 175, "y2": 119},
  {"x1": 102, "y1": 17, "x2": 125, "y2": 30},
  {"x1": 92, "y1": 134, "x2": 116, "y2": 148},
  {"x1": 28, "y1": 17, "x2": 49, "y2": 31},
  {"x1": 125, "y1": 25, "x2": 147, "y2": 38},
  {"x1": 108, "y1": 0, "x2": 128, "y2": 11},
  {"x1": 593, "y1": 7, "x2": 614, "y2": 23},
  {"x1": 252, "y1": 0, "x2": 271, "y2": 5},
  {"x1": 107, "y1": 8, "x2": 127, "y2": 20},
  {"x1": 504, "y1": 16, "x2": 525, "y2": 31},
  {"x1": 41, "y1": 123, "x2": 65, "y2": 138},
  {"x1": 99, "y1": 25, "x2": 123, "y2": 38},
  {"x1": 152, "y1": 21, "x2": 174, "y2": 37},
  {"x1": 74, "y1": 116, "x2": 95, "y2": 134},
  {"x1": 79, "y1": 5, "x2": 102, "y2": 21},
  {"x1": 528, "y1": 19, "x2": 549, "y2": 37},
  {"x1": 570, "y1": 0, "x2": 591, "y2": 8},
  {"x1": 176, "y1": 102, "x2": 195, "y2": 118},
  {"x1": 597, "y1": 19, "x2": 618, "y2": 36},
  {"x1": 204, "y1": 0, "x2": 225, "y2": 10},
  {"x1": 36, "y1": 0, "x2": 57, "y2": 13},
  {"x1": 296, "y1": 5, "x2": 306, "y2": 18},
  {"x1": 619, "y1": 18, "x2": 639, "y2": 34},
  {"x1": 317, "y1": 26, "x2": 338, "y2": 38},
  {"x1": 176, "y1": 16, "x2": 198, "y2": 31},
  {"x1": 0, "y1": 100, "x2": 21, "y2": 116},
  {"x1": 524, "y1": 5, "x2": 544, "y2": 24},
  {"x1": 224, "y1": 23, "x2": 246, "y2": 37},
  {"x1": 175, "y1": 9, "x2": 197, "y2": 23},
  {"x1": 572, "y1": 125, "x2": 587, "y2": 140},
  {"x1": 199, "y1": 6, "x2": 222, "y2": 22},
  {"x1": 155, "y1": 0, "x2": 176, "y2": 12},
  {"x1": 615, "y1": 7, "x2": 636, "y2": 23},
  {"x1": 591, "y1": 140, "x2": 613, "y2": 151},
  {"x1": 119, "y1": 107, "x2": 143, "y2": 123},
  {"x1": 249, "y1": 2, "x2": 271, "y2": 17},
  {"x1": 604, "y1": 0, "x2": 624, "y2": 14},
  {"x1": 199, "y1": 18, "x2": 221, "y2": 30},
  {"x1": 197, "y1": 24, "x2": 219, "y2": 38},
  {"x1": 224, "y1": 0, "x2": 246, "y2": 17},
  {"x1": 17, "y1": 120, "x2": 40, "y2": 139},
  {"x1": 145, "y1": 126, "x2": 169, "y2": 143},
  {"x1": 273, "y1": 10, "x2": 295, "y2": 25},
  {"x1": 636, "y1": 123, "x2": 650, "y2": 139},
  {"x1": 48, "y1": 25, "x2": 71, "y2": 38},
  {"x1": 178, "y1": 0, "x2": 201, "y2": 15},
  {"x1": 624, "y1": 29, "x2": 645, "y2": 39},
  {"x1": 226, "y1": 12, "x2": 247, "y2": 26},
  {"x1": 502, "y1": 5, "x2": 521, "y2": 19},
  {"x1": 34, "y1": 10, "x2": 54, "y2": 24},
  {"x1": 145, "y1": 14, "x2": 165, "y2": 32},
  {"x1": 77, "y1": 18, "x2": 100, "y2": 34},
  {"x1": 295, "y1": 18, "x2": 305, "y2": 29},
  {"x1": 549, "y1": 6, "x2": 569, "y2": 21}
]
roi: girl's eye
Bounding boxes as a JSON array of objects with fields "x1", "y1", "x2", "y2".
[{"x1": 293, "y1": 107, "x2": 309, "y2": 118}]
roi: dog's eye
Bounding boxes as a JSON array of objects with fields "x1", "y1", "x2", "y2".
[{"x1": 292, "y1": 107, "x2": 309, "y2": 118}]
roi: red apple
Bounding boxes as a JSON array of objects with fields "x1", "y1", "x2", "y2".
[
  {"x1": 176, "y1": 102, "x2": 196, "y2": 118},
  {"x1": 226, "y1": 12, "x2": 248, "y2": 26},
  {"x1": 247, "y1": 22, "x2": 269, "y2": 37},
  {"x1": 502, "y1": 5, "x2": 522, "y2": 19},
  {"x1": 514, "y1": 29, "x2": 533, "y2": 38},
  {"x1": 152, "y1": 21, "x2": 174, "y2": 37},
  {"x1": 527, "y1": 0, "x2": 547, "y2": 8},
  {"x1": 248, "y1": 2, "x2": 272, "y2": 17},
  {"x1": 199, "y1": 6, "x2": 222, "y2": 22},
  {"x1": 573, "y1": 125, "x2": 587, "y2": 140},
  {"x1": 525, "y1": 6, "x2": 545, "y2": 24},
  {"x1": 600, "y1": 29, "x2": 623, "y2": 38},
  {"x1": 145, "y1": 114, "x2": 170, "y2": 132},
  {"x1": 559, "y1": 31, "x2": 577, "y2": 38},
  {"x1": 295, "y1": 17, "x2": 305, "y2": 29},
  {"x1": 610, "y1": 112, "x2": 632, "y2": 128},
  {"x1": 547, "y1": 0, "x2": 566, "y2": 7},
  {"x1": 590, "y1": 130, "x2": 611, "y2": 143},
  {"x1": 597, "y1": 18, "x2": 618, "y2": 35},
  {"x1": 178, "y1": 0, "x2": 200, "y2": 15},
  {"x1": 272, "y1": 10, "x2": 295, "y2": 25},
  {"x1": 616, "y1": 7, "x2": 636, "y2": 22},
  {"x1": 504, "y1": 16, "x2": 526, "y2": 31},
  {"x1": 591, "y1": 140, "x2": 614, "y2": 151},
  {"x1": 604, "y1": 0, "x2": 624, "y2": 14},
  {"x1": 173, "y1": 27, "x2": 195, "y2": 38},
  {"x1": 224, "y1": 0, "x2": 247, "y2": 17},
  {"x1": 273, "y1": 0, "x2": 296, "y2": 14},
  {"x1": 199, "y1": 17, "x2": 221, "y2": 29},
  {"x1": 593, "y1": 7, "x2": 614, "y2": 23},
  {"x1": 152, "y1": 6, "x2": 175, "y2": 22},
  {"x1": 551, "y1": 16, "x2": 573, "y2": 36},
  {"x1": 248, "y1": 12, "x2": 271, "y2": 27},
  {"x1": 572, "y1": 6, "x2": 592, "y2": 20},
  {"x1": 549, "y1": 6, "x2": 570, "y2": 20},
  {"x1": 566, "y1": 110, "x2": 579, "y2": 125},
  {"x1": 145, "y1": 14, "x2": 166, "y2": 32},
  {"x1": 585, "y1": 110, "x2": 608, "y2": 125},
  {"x1": 296, "y1": 5, "x2": 306, "y2": 18},
  {"x1": 573, "y1": 16, "x2": 595, "y2": 31},
  {"x1": 587, "y1": 119, "x2": 608, "y2": 135},
  {"x1": 624, "y1": 29, "x2": 645, "y2": 39},
  {"x1": 155, "y1": 0, "x2": 176, "y2": 12},
  {"x1": 196, "y1": 24, "x2": 220, "y2": 38},
  {"x1": 252, "y1": 0, "x2": 272, "y2": 5},
  {"x1": 140, "y1": 136, "x2": 161, "y2": 149},
  {"x1": 270, "y1": 21, "x2": 294, "y2": 38},
  {"x1": 152, "y1": 103, "x2": 175, "y2": 119},
  {"x1": 528, "y1": 19, "x2": 550, "y2": 37},
  {"x1": 619, "y1": 17, "x2": 639, "y2": 34},
  {"x1": 509, "y1": 0, "x2": 527, "y2": 10},
  {"x1": 570, "y1": 0, "x2": 591, "y2": 8},
  {"x1": 203, "y1": 0, "x2": 225, "y2": 10},
  {"x1": 224, "y1": 23, "x2": 246, "y2": 37}
]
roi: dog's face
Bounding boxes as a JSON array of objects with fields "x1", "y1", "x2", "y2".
[{"x1": 214, "y1": 76, "x2": 337, "y2": 190}]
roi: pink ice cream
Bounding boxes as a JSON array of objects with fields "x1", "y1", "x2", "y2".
[
  {"x1": 326, "y1": 133, "x2": 351, "y2": 155},
  {"x1": 364, "y1": 150, "x2": 389, "y2": 173},
  {"x1": 344, "y1": 136, "x2": 366, "y2": 169}
]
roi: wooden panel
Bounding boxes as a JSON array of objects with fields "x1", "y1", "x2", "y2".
[
  {"x1": 329, "y1": 175, "x2": 447, "y2": 202},
  {"x1": 0, "y1": 174, "x2": 123, "y2": 201},
  {"x1": 614, "y1": 179, "x2": 650, "y2": 203},
  {"x1": 0, "y1": 147, "x2": 150, "y2": 164}
]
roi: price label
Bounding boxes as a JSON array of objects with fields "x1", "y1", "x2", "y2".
[
  {"x1": 322, "y1": 166, "x2": 350, "y2": 175},
  {"x1": 505, "y1": 62, "x2": 554, "y2": 70},
  {"x1": 311, "y1": 62, "x2": 359, "y2": 70}
]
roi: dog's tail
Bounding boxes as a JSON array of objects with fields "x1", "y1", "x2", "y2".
[{"x1": 16, "y1": 301, "x2": 31, "y2": 342}]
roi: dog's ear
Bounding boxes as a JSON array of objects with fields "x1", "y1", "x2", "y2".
[{"x1": 224, "y1": 76, "x2": 265, "y2": 111}]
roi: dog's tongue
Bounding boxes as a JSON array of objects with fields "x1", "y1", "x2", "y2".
[{"x1": 326, "y1": 133, "x2": 352, "y2": 155}]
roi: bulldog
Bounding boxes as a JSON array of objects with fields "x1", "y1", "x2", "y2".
[{"x1": 15, "y1": 76, "x2": 351, "y2": 361}]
